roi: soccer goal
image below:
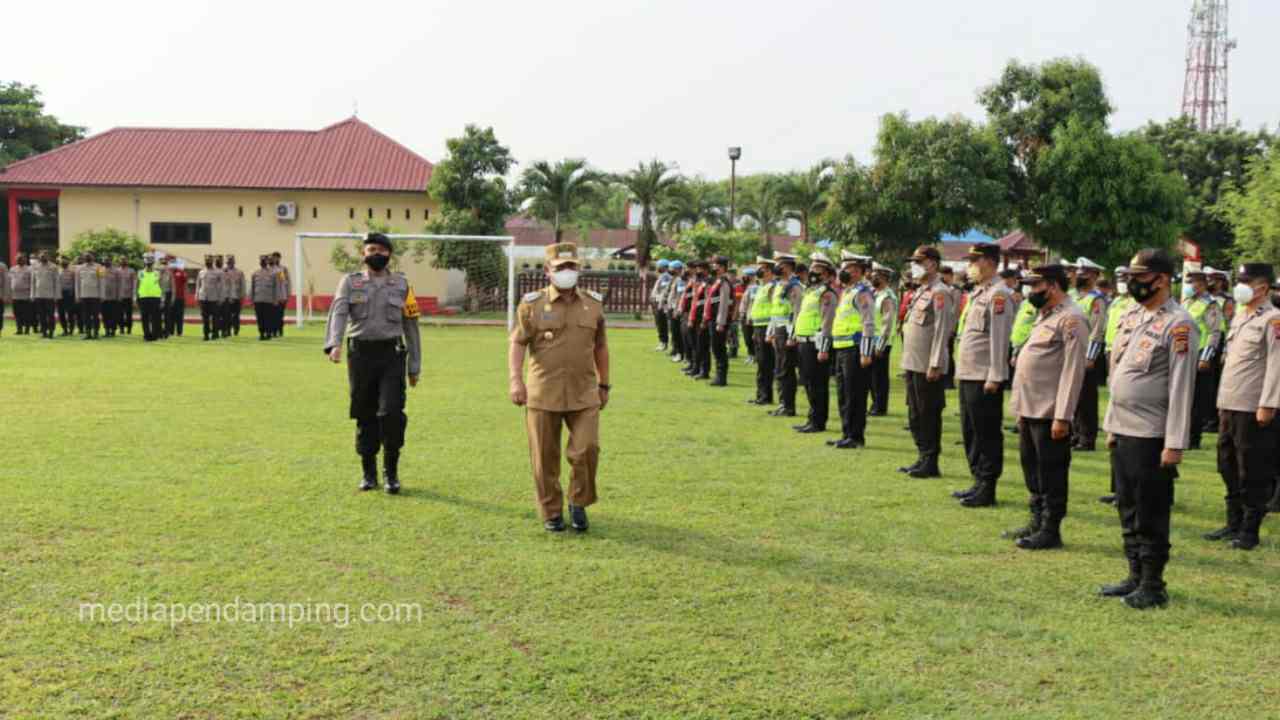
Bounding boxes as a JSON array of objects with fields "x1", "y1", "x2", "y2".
[{"x1": 293, "y1": 233, "x2": 517, "y2": 330}]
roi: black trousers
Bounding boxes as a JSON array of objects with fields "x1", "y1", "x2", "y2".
[
  {"x1": 727, "y1": 323, "x2": 739, "y2": 357},
  {"x1": 200, "y1": 300, "x2": 219, "y2": 338},
  {"x1": 253, "y1": 302, "x2": 272, "y2": 338},
  {"x1": 347, "y1": 338, "x2": 408, "y2": 457},
  {"x1": 165, "y1": 296, "x2": 185, "y2": 336},
  {"x1": 1190, "y1": 368, "x2": 1216, "y2": 447},
  {"x1": 960, "y1": 380, "x2": 1004, "y2": 485},
  {"x1": 871, "y1": 347, "x2": 892, "y2": 414},
  {"x1": 669, "y1": 313, "x2": 684, "y2": 357},
  {"x1": 1018, "y1": 418, "x2": 1072, "y2": 518},
  {"x1": 1112, "y1": 435, "x2": 1174, "y2": 565},
  {"x1": 1217, "y1": 410, "x2": 1278, "y2": 512},
  {"x1": 139, "y1": 297, "x2": 163, "y2": 340},
  {"x1": 695, "y1": 319, "x2": 712, "y2": 376},
  {"x1": 1073, "y1": 365, "x2": 1101, "y2": 447},
  {"x1": 120, "y1": 298, "x2": 134, "y2": 333},
  {"x1": 58, "y1": 293, "x2": 78, "y2": 334},
  {"x1": 275, "y1": 303, "x2": 286, "y2": 336},
  {"x1": 753, "y1": 326, "x2": 774, "y2": 404},
  {"x1": 102, "y1": 300, "x2": 118, "y2": 334},
  {"x1": 0, "y1": 300, "x2": 4, "y2": 332},
  {"x1": 711, "y1": 325, "x2": 728, "y2": 380},
  {"x1": 743, "y1": 322, "x2": 755, "y2": 359},
  {"x1": 654, "y1": 308, "x2": 669, "y2": 345},
  {"x1": 835, "y1": 346, "x2": 869, "y2": 442},
  {"x1": 799, "y1": 341, "x2": 831, "y2": 429},
  {"x1": 80, "y1": 298, "x2": 102, "y2": 337},
  {"x1": 906, "y1": 370, "x2": 945, "y2": 464},
  {"x1": 35, "y1": 298, "x2": 56, "y2": 337},
  {"x1": 14, "y1": 300, "x2": 32, "y2": 332},
  {"x1": 772, "y1": 328, "x2": 798, "y2": 412}
]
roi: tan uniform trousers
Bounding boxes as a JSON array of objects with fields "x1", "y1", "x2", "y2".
[{"x1": 525, "y1": 406, "x2": 600, "y2": 519}]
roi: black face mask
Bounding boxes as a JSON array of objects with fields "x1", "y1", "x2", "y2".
[
  {"x1": 838, "y1": 271, "x2": 853, "y2": 285},
  {"x1": 1028, "y1": 290, "x2": 1050, "y2": 309},
  {"x1": 260, "y1": 260, "x2": 268, "y2": 268},
  {"x1": 1075, "y1": 277, "x2": 1090, "y2": 291},
  {"x1": 1129, "y1": 278, "x2": 1158, "y2": 302},
  {"x1": 808, "y1": 273, "x2": 821, "y2": 285},
  {"x1": 1271, "y1": 293, "x2": 1280, "y2": 310},
  {"x1": 364, "y1": 253, "x2": 390, "y2": 271}
]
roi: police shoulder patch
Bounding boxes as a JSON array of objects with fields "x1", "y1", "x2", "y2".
[
  {"x1": 521, "y1": 290, "x2": 544, "y2": 304},
  {"x1": 1170, "y1": 322, "x2": 1192, "y2": 354},
  {"x1": 934, "y1": 293, "x2": 946, "y2": 310},
  {"x1": 993, "y1": 295, "x2": 1006, "y2": 314},
  {"x1": 403, "y1": 285, "x2": 420, "y2": 319},
  {"x1": 584, "y1": 289, "x2": 603, "y2": 303},
  {"x1": 1270, "y1": 317, "x2": 1280, "y2": 339}
]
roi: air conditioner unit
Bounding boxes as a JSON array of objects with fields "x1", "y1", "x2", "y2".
[{"x1": 275, "y1": 201, "x2": 297, "y2": 222}]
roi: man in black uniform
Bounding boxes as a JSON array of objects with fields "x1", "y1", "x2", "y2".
[{"x1": 323, "y1": 233, "x2": 422, "y2": 494}]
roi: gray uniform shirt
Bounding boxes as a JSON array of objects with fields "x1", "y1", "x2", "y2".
[
  {"x1": 9, "y1": 265, "x2": 32, "y2": 298},
  {"x1": 1103, "y1": 299, "x2": 1198, "y2": 448},
  {"x1": 101, "y1": 267, "x2": 120, "y2": 301},
  {"x1": 224, "y1": 268, "x2": 245, "y2": 301},
  {"x1": 1009, "y1": 300, "x2": 1088, "y2": 421},
  {"x1": 32, "y1": 261, "x2": 61, "y2": 299},
  {"x1": 251, "y1": 268, "x2": 278, "y2": 303},
  {"x1": 196, "y1": 268, "x2": 224, "y2": 302},
  {"x1": 118, "y1": 267, "x2": 137, "y2": 300},
  {"x1": 956, "y1": 280, "x2": 1015, "y2": 384},
  {"x1": 650, "y1": 272, "x2": 672, "y2": 305},
  {"x1": 901, "y1": 277, "x2": 956, "y2": 374},
  {"x1": 712, "y1": 277, "x2": 733, "y2": 327},
  {"x1": 75, "y1": 264, "x2": 104, "y2": 299},
  {"x1": 1216, "y1": 304, "x2": 1280, "y2": 413},
  {"x1": 323, "y1": 271, "x2": 423, "y2": 376},
  {"x1": 59, "y1": 267, "x2": 76, "y2": 295}
]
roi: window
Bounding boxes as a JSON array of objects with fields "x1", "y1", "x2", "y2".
[
  {"x1": 405, "y1": 209, "x2": 411, "y2": 221},
  {"x1": 367, "y1": 208, "x2": 373, "y2": 219},
  {"x1": 312, "y1": 207, "x2": 318, "y2": 219},
  {"x1": 349, "y1": 208, "x2": 355, "y2": 220},
  {"x1": 257, "y1": 206, "x2": 262, "y2": 218},
  {"x1": 151, "y1": 222, "x2": 212, "y2": 245},
  {"x1": 385, "y1": 208, "x2": 391, "y2": 220},
  {"x1": 238, "y1": 206, "x2": 244, "y2": 217},
  {"x1": 424, "y1": 209, "x2": 430, "y2": 220}
]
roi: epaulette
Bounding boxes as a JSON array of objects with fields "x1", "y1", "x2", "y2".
[
  {"x1": 521, "y1": 290, "x2": 544, "y2": 304},
  {"x1": 584, "y1": 289, "x2": 603, "y2": 302}
]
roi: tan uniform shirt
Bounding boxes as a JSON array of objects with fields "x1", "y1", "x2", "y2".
[
  {"x1": 158, "y1": 267, "x2": 173, "y2": 294},
  {"x1": 118, "y1": 267, "x2": 137, "y2": 300},
  {"x1": 75, "y1": 264, "x2": 104, "y2": 299},
  {"x1": 1009, "y1": 300, "x2": 1088, "y2": 421},
  {"x1": 1103, "y1": 298, "x2": 1198, "y2": 448},
  {"x1": 323, "y1": 271, "x2": 423, "y2": 376},
  {"x1": 275, "y1": 266, "x2": 291, "y2": 303},
  {"x1": 251, "y1": 268, "x2": 278, "y2": 303},
  {"x1": 956, "y1": 280, "x2": 1015, "y2": 384},
  {"x1": 8, "y1": 265, "x2": 32, "y2": 299},
  {"x1": 712, "y1": 277, "x2": 733, "y2": 328},
  {"x1": 511, "y1": 286, "x2": 607, "y2": 413},
  {"x1": 59, "y1": 267, "x2": 76, "y2": 295},
  {"x1": 224, "y1": 268, "x2": 245, "y2": 302},
  {"x1": 196, "y1": 268, "x2": 224, "y2": 302},
  {"x1": 901, "y1": 277, "x2": 956, "y2": 374},
  {"x1": 1216, "y1": 304, "x2": 1280, "y2": 413},
  {"x1": 31, "y1": 261, "x2": 60, "y2": 299}
]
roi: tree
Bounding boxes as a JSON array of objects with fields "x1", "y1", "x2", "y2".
[
  {"x1": 781, "y1": 160, "x2": 835, "y2": 243},
  {"x1": 68, "y1": 227, "x2": 146, "y2": 267},
  {"x1": 0, "y1": 82, "x2": 85, "y2": 167},
  {"x1": 656, "y1": 177, "x2": 727, "y2": 232},
  {"x1": 1138, "y1": 117, "x2": 1272, "y2": 266},
  {"x1": 1215, "y1": 148, "x2": 1280, "y2": 264},
  {"x1": 570, "y1": 182, "x2": 630, "y2": 230},
  {"x1": 424, "y1": 125, "x2": 514, "y2": 290},
  {"x1": 615, "y1": 159, "x2": 682, "y2": 270},
  {"x1": 516, "y1": 158, "x2": 605, "y2": 243},
  {"x1": 737, "y1": 175, "x2": 789, "y2": 256},
  {"x1": 329, "y1": 218, "x2": 417, "y2": 274},
  {"x1": 668, "y1": 223, "x2": 758, "y2": 266}
]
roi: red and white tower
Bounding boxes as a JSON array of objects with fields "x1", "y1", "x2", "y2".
[{"x1": 1181, "y1": 0, "x2": 1237, "y2": 131}]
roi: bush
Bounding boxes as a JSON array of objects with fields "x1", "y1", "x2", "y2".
[{"x1": 68, "y1": 228, "x2": 146, "y2": 267}]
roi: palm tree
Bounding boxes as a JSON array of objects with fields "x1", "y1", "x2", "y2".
[
  {"x1": 615, "y1": 159, "x2": 682, "y2": 270},
  {"x1": 739, "y1": 175, "x2": 789, "y2": 256},
  {"x1": 516, "y1": 158, "x2": 605, "y2": 243},
  {"x1": 782, "y1": 160, "x2": 836, "y2": 243}
]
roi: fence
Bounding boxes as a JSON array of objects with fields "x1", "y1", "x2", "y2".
[{"x1": 467, "y1": 271, "x2": 651, "y2": 314}]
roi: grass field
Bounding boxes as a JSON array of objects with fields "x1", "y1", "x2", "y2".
[{"x1": 1, "y1": 323, "x2": 1278, "y2": 719}]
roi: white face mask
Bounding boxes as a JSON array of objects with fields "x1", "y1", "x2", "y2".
[
  {"x1": 1233, "y1": 283, "x2": 1256, "y2": 306},
  {"x1": 1116, "y1": 281, "x2": 1128, "y2": 296},
  {"x1": 910, "y1": 263, "x2": 926, "y2": 280},
  {"x1": 1181, "y1": 283, "x2": 1196, "y2": 299},
  {"x1": 551, "y1": 268, "x2": 579, "y2": 289}
]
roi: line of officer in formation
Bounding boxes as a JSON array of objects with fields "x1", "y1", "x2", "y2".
[{"x1": 646, "y1": 242, "x2": 1280, "y2": 610}]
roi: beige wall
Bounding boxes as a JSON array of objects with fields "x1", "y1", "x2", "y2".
[{"x1": 57, "y1": 187, "x2": 465, "y2": 302}]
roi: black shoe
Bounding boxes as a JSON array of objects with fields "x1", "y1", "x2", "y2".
[
  {"x1": 1100, "y1": 577, "x2": 1140, "y2": 598},
  {"x1": 907, "y1": 462, "x2": 940, "y2": 479},
  {"x1": 952, "y1": 485, "x2": 978, "y2": 500},
  {"x1": 544, "y1": 516, "x2": 566, "y2": 532},
  {"x1": 1016, "y1": 529, "x2": 1063, "y2": 550},
  {"x1": 792, "y1": 423, "x2": 813, "y2": 432},
  {"x1": 1073, "y1": 443, "x2": 1096, "y2": 452},
  {"x1": 897, "y1": 461, "x2": 921, "y2": 474},
  {"x1": 960, "y1": 492, "x2": 996, "y2": 508},
  {"x1": 826, "y1": 439, "x2": 840, "y2": 446},
  {"x1": 1203, "y1": 526, "x2": 1237, "y2": 541},
  {"x1": 694, "y1": 373, "x2": 710, "y2": 380},
  {"x1": 833, "y1": 438, "x2": 862, "y2": 449},
  {"x1": 709, "y1": 379, "x2": 726, "y2": 387},
  {"x1": 796, "y1": 425, "x2": 824, "y2": 434},
  {"x1": 359, "y1": 477, "x2": 378, "y2": 491},
  {"x1": 1098, "y1": 494, "x2": 1117, "y2": 505},
  {"x1": 747, "y1": 398, "x2": 763, "y2": 405},
  {"x1": 569, "y1": 504, "x2": 589, "y2": 532},
  {"x1": 1123, "y1": 587, "x2": 1169, "y2": 609},
  {"x1": 1230, "y1": 534, "x2": 1260, "y2": 550}
]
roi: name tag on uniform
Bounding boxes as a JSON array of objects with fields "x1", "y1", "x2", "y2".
[
  {"x1": 1034, "y1": 326, "x2": 1055, "y2": 343},
  {"x1": 350, "y1": 290, "x2": 367, "y2": 304}
]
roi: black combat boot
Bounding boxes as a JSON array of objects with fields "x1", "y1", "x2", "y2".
[
  {"x1": 907, "y1": 457, "x2": 941, "y2": 479},
  {"x1": 1123, "y1": 558, "x2": 1169, "y2": 610},
  {"x1": 569, "y1": 504, "x2": 589, "y2": 532},
  {"x1": 1203, "y1": 499, "x2": 1243, "y2": 541},
  {"x1": 960, "y1": 481, "x2": 996, "y2": 507},
  {"x1": 1099, "y1": 552, "x2": 1141, "y2": 597},
  {"x1": 1269, "y1": 483, "x2": 1280, "y2": 514},
  {"x1": 1230, "y1": 509, "x2": 1265, "y2": 550},
  {"x1": 1016, "y1": 511, "x2": 1063, "y2": 550},
  {"x1": 952, "y1": 483, "x2": 978, "y2": 500},
  {"x1": 383, "y1": 450, "x2": 401, "y2": 495},
  {"x1": 358, "y1": 455, "x2": 378, "y2": 491}
]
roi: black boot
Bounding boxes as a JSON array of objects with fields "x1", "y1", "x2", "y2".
[
  {"x1": 1230, "y1": 508, "x2": 1265, "y2": 550},
  {"x1": 383, "y1": 450, "x2": 401, "y2": 495},
  {"x1": 358, "y1": 454, "x2": 378, "y2": 491},
  {"x1": 960, "y1": 481, "x2": 996, "y2": 507},
  {"x1": 1013, "y1": 506, "x2": 1060, "y2": 548},
  {"x1": 952, "y1": 483, "x2": 978, "y2": 499},
  {"x1": 1203, "y1": 499, "x2": 1243, "y2": 541},
  {"x1": 907, "y1": 457, "x2": 940, "y2": 479},
  {"x1": 1268, "y1": 481, "x2": 1280, "y2": 514},
  {"x1": 1099, "y1": 553, "x2": 1141, "y2": 597},
  {"x1": 897, "y1": 459, "x2": 922, "y2": 474},
  {"x1": 1123, "y1": 558, "x2": 1169, "y2": 609}
]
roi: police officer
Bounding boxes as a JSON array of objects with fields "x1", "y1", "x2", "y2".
[
  {"x1": 324, "y1": 233, "x2": 422, "y2": 494},
  {"x1": 118, "y1": 258, "x2": 137, "y2": 335},
  {"x1": 271, "y1": 252, "x2": 290, "y2": 338},
  {"x1": 224, "y1": 255, "x2": 245, "y2": 337},
  {"x1": 1073, "y1": 257, "x2": 1108, "y2": 451},
  {"x1": 1101, "y1": 248, "x2": 1197, "y2": 609},
  {"x1": 747, "y1": 257, "x2": 777, "y2": 406},
  {"x1": 684, "y1": 260, "x2": 709, "y2": 379},
  {"x1": 666, "y1": 261, "x2": 687, "y2": 363},
  {"x1": 0, "y1": 257, "x2": 7, "y2": 336},
  {"x1": 508, "y1": 242, "x2": 608, "y2": 532},
  {"x1": 767, "y1": 253, "x2": 803, "y2": 418},
  {"x1": 868, "y1": 264, "x2": 898, "y2": 417},
  {"x1": 58, "y1": 255, "x2": 78, "y2": 336},
  {"x1": 137, "y1": 255, "x2": 165, "y2": 341},
  {"x1": 197, "y1": 254, "x2": 223, "y2": 341},
  {"x1": 651, "y1": 258, "x2": 672, "y2": 352},
  {"x1": 738, "y1": 267, "x2": 756, "y2": 364},
  {"x1": 31, "y1": 251, "x2": 60, "y2": 339},
  {"x1": 1209, "y1": 262, "x2": 1280, "y2": 550},
  {"x1": 953, "y1": 243, "x2": 1015, "y2": 507},
  {"x1": 75, "y1": 253, "x2": 104, "y2": 340},
  {"x1": 9, "y1": 254, "x2": 33, "y2": 334},
  {"x1": 706, "y1": 256, "x2": 733, "y2": 387},
  {"x1": 794, "y1": 253, "x2": 838, "y2": 433},
  {"x1": 251, "y1": 255, "x2": 278, "y2": 341},
  {"x1": 899, "y1": 246, "x2": 956, "y2": 478},
  {"x1": 830, "y1": 251, "x2": 876, "y2": 448},
  {"x1": 1006, "y1": 264, "x2": 1088, "y2": 550},
  {"x1": 1182, "y1": 265, "x2": 1222, "y2": 450}
]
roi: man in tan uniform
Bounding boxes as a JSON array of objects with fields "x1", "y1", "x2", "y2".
[
  {"x1": 509, "y1": 242, "x2": 610, "y2": 533},
  {"x1": 899, "y1": 245, "x2": 956, "y2": 478},
  {"x1": 1007, "y1": 264, "x2": 1088, "y2": 550}
]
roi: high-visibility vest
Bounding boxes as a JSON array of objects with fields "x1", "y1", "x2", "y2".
[
  {"x1": 770, "y1": 278, "x2": 799, "y2": 321},
  {"x1": 832, "y1": 287, "x2": 860, "y2": 349},
  {"x1": 875, "y1": 289, "x2": 897, "y2": 339},
  {"x1": 1105, "y1": 296, "x2": 1134, "y2": 347},
  {"x1": 750, "y1": 281, "x2": 775, "y2": 323},
  {"x1": 1011, "y1": 298, "x2": 1038, "y2": 348},
  {"x1": 1185, "y1": 295, "x2": 1216, "y2": 351},
  {"x1": 138, "y1": 270, "x2": 163, "y2": 299},
  {"x1": 794, "y1": 285, "x2": 825, "y2": 337}
]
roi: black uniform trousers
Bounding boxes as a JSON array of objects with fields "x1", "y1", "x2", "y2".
[
  {"x1": 654, "y1": 308, "x2": 669, "y2": 346},
  {"x1": 253, "y1": 302, "x2": 272, "y2": 338},
  {"x1": 727, "y1": 323, "x2": 739, "y2": 358},
  {"x1": 0, "y1": 299, "x2": 5, "y2": 333},
  {"x1": 959, "y1": 380, "x2": 1004, "y2": 486},
  {"x1": 871, "y1": 347, "x2": 891, "y2": 414},
  {"x1": 753, "y1": 326, "x2": 774, "y2": 404},
  {"x1": 711, "y1": 325, "x2": 728, "y2": 381},
  {"x1": 139, "y1": 297, "x2": 163, "y2": 340},
  {"x1": 1217, "y1": 410, "x2": 1277, "y2": 513},
  {"x1": 35, "y1": 298, "x2": 56, "y2": 337},
  {"x1": 103, "y1": 299, "x2": 119, "y2": 335},
  {"x1": 347, "y1": 338, "x2": 408, "y2": 457},
  {"x1": 1112, "y1": 435, "x2": 1174, "y2": 570},
  {"x1": 906, "y1": 370, "x2": 945, "y2": 465},
  {"x1": 743, "y1": 321, "x2": 755, "y2": 359},
  {"x1": 165, "y1": 295, "x2": 184, "y2": 336},
  {"x1": 80, "y1": 298, "x2": 102, "y2": 337},
  {"x1": 669, "y1": 313, "x2": 684, "y2": 358},
  {"x1": 1018, "y1": 418, "x2": 1072, "y2": 519},
  {"x1": 772, "y1": 328, "x2": 798, "y2": 412},
  {"x1": 799, "y1": 340, "x2": 830, "y2": 429},
  {"x1": 695, "y1": 318, "x2": 712, "y2": 376},
  {"x1": 1072, "y1": 365, "x2": 1101, "y2": 447},
  {"x1": 681, "y1": 319, "x2": 697, "y2": 368},
  {"x1": 226, "y1": 300, "x2": 241, "y2": 336},
  {"x1": 835, "y1": 345, "x2": 869, "y2": 442},
  {"x1": 58, "y1": 292, "x2": 78, "y2": 334},
  {"x1": 13, "y1": 300, "x2": 32, "y2": 333},
  {"x1": 1189, "y1": 368, "x2": 1216, "y2": 447},
  {"x1": 120, "y1": 298, "x2": 134, "y2": 333},
  {"x1": 200, "y1": 301, "x2": 219, "y2": 339}
]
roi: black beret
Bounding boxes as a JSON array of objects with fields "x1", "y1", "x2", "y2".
[
  {"x1": 1022, "y1": 264, "x2": 1068, "y2": 285},
  {"x1": 1238, "y1": 262, "x2": 1275, "y2": 283},
  {"x1": 365, "y1": 232, "x2": 393, "y2": 251},
  {"x1": 964, "y1": 243, "x2": 1001, "y2": 261},
  {"x1": 998, "y1": 268, "x2": 1019, "y2": 279},
  {"x1": 1128, "y1": 248, "x2": 1176, "y2": 276}
]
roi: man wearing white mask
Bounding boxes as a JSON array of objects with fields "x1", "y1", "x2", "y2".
[
  {"x1": 509, "y1": 242, "x2": 610, "y2": 533},
  {"x1": 898, "y1": 245, "x2": 956, "y2": 478}
]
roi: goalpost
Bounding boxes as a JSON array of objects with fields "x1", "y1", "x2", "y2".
[{"x1": 293, "y1": 232, "x2": 518, "y2": 331}]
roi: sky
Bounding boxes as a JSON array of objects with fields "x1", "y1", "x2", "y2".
[{"x1": 5, "y1": 0, "x2": 1277, "y2": 179}]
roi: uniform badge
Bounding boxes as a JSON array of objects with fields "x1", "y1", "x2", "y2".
[
  {"x1": 1151, "y1": 319, "x2": 1168, "y2": 334},
  {"x1": 543, "y1": 330, "x2": 554, "y2": 340},
  {"x1": 1064, "y1": 319, "x2": 1081, "y2": 340},
  {"x1": 993, "y1": 295, "x2": 1006, "y2": 314},
  {"x1": 351, "y1": 277, "x2": 365, "y2": 289},
  {"x1": 1271, "y1": 318, "x2": 1280, "y2": 339},
  {"x1": 403, "y1": 285, "x2": 420, "y2": 319},
  {"x1": 934, "y1": 294, "x2": 946, "y2": 310},
  {"x1": 1170, "y1": 324, "x2": 1191, "y2": 354},
  {"x1": 350, "y1": 290, "x2": 367, "y2": 304}
]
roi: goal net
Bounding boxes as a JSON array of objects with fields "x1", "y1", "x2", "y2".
[{"x1": 293, "y1": 232, "x2": 517, "y2": 330}]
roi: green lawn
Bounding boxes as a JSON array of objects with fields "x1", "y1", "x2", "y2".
[{"x1": 1, "y1": 324, "x2": 1277, "y2": 719}]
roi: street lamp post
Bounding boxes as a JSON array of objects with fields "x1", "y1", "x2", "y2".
[{"x1": 728, "y1": 146, "x2": 741, "y2": 230}]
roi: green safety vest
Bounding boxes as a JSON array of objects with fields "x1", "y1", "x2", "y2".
[
  {"x1": 138, "y1": 269, "x2": 163, "y2": 299},
  {"x1": 794, "y1": 285, "x2": 825, "y2": 337},
  {"x1": 875, "y1": 289, "x2": 897, "y2": 339},
  {"x1": 1105, "y1": 296, "x2": 1134, "y2": 347},
  {"x1": 750, "y1": 281, "x2": 775, "y2": 323},
  {"x1": 1185, "y1": 295, "x2": 1215, "y2": 351},
  {"x1": 832, "y1": 286, "x2": 862, "y2": 349},
  {"x1": 1011, "y1": 298, "x2": 1037, "y2": 348},
  {"x1": 770, "y1": 278, "x2": 798, "y2": 321}
]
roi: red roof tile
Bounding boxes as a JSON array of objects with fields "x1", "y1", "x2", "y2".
[{"x1": 0, "y1": 117, "x2": 432, "y2": 192}]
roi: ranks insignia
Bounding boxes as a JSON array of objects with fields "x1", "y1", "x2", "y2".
[
  {"x1": 934, "y1": 293, "x2": 946, "y2": 310},
  {"x1": 993, "y1": 295, "x2": 1006, "y2": 314},
  {"x1": 403, "y1": 285, "x2": 420, "y2": 319},
  {"x1": 1171, "y1": 324, "x2": 1191, "y2": 354}
]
